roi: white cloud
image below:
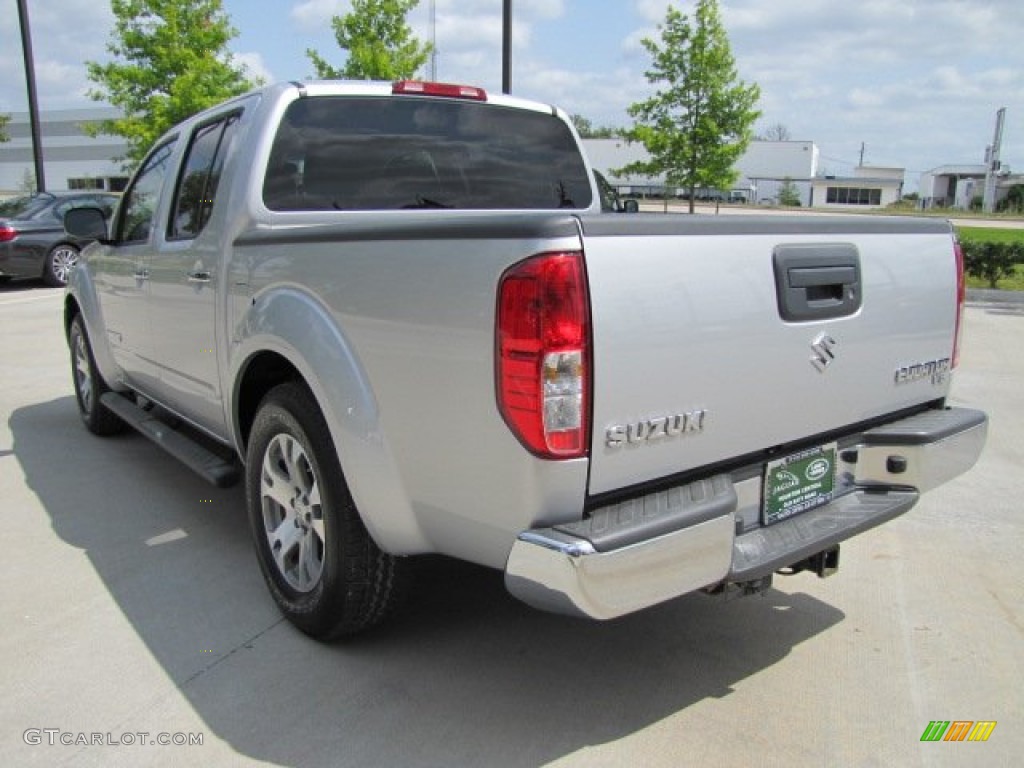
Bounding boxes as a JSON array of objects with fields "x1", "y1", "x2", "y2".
[
  {"x1": 516, "y1": 0, "x2": 567, "y2": 20},
  {"x1": 290, "y1": 0, "x2": 349, "y2": 29},
  {"x1": 621, "y1": 28, "x2": 652, "y2": 58},
  {"x1": 0, "y1": 1, "x2": 113, "y2": 110},
  {"x1": 430, "y1": 0, "x2": 563, "y2": 50},
  {"x1": 415, "y1": 0, "x2": 573, "y2": 83},
  {"x1": 515, "y1": 61, "x2": 648, "y2": 128},
  {"x1": 235, "y1": 52, "x2": 275, "y2": 85},
  {"x1": 634, "y1": 0, "x2": 679, "y2": 24},
  {"x1": 434, "y1": 14, "x2": 504, "y2": 52},
  {"x1": 847, "y1": 89, "x2": 886, "y2": 109}
]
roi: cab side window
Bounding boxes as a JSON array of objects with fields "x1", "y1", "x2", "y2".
[
  {"x1": 169, "y1": 113, "x2": 241, "y2": 240},
  {"x1": 118, "y1": 141, "x2": 177, "y2": 244}
]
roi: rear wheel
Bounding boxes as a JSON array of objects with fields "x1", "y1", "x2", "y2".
[
  {"x1": 45, "y1": 244, "x2": 80, "y2": 287},
  {"x1": 246, "y1": 382, "x2": 405, "y2": 639},
  {"x1": 69, "y1": 314, "x2": 125, "y2": 435}
]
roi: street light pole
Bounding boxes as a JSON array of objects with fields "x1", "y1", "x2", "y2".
[{"x1": 17, "y1": 0, "x2": 46, "y2": 192}]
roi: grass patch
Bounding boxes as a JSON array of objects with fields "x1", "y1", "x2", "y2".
[{"x1": 956, "y1": 226, "x2": 1024, "y2": 245}]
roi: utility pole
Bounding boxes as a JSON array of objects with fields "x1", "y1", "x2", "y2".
[
  {"x1": 858, "y1": 142, "x2": 865, "y2": 167},
  {"x1": 16, "y1": 0, "x2": 46, "y2": 192},
  {"x1": 429, "y1": 0, "x2": 437, "y2": 81},
  {"x1": 502, "y1": 0, "x2": 511, "y2": 94},
  {"x1": 982, "y1": 107, "x2": 1006, "y2": 214}
]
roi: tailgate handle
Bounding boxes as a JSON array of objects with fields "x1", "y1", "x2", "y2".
[
  {"x1": 789, "y1": 266, "x2": 856, "y2": 288},
  {"x1": 773, "y1": 244, "x2": 861, "y2": 322}
]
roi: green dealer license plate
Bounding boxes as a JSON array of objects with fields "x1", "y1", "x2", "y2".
[{"x1": 763, "y1": 442, "x2": 837, "y2": 525}]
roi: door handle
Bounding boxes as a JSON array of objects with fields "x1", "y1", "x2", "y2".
[{"x1": 187, "y1": 271, "x2": 211, "y2": 283}]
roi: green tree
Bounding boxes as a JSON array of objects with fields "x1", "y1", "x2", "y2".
[
  {"x1": 616, "y1": 0, "x2": 760, "y2": 213},
  {"x1": 85, "y1": 0, "x2": 257, "y2": 166},
  {"x1": 0, "y1": 113, "x2": 10, "y2": 143},
  {"x1": 307, "y1": 0, "x2": 432, "y2": 80},
  {"x1": 779, "y1": 177, "x2": 801, "y2": 206},
  {"x1": 997, "y1": 184, "x2": 1024, "y2": 213},
  {"x1": 18, "y1": 168, "x2": 36, "y2": 195}
]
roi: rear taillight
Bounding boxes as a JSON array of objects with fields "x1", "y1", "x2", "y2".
[
  {"x1": 392, "y1": 80, "x2": 487, "y2": 101},
  {"x1": 953, "y1": 237, "x2": 965, "y2": 368},
  {"x1": 497, "y1": 251, "x2": 590, "y2": 459},
  {"x1": 0, "y1": 225, "x2": 17, "y2": 243}
]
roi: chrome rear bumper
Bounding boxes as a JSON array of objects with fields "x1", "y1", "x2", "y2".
[{"x1": 505, "y1": 407, "x2": 987, "y2": 620}]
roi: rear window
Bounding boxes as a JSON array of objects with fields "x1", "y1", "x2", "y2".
[
  {"x1": 0, "y1": 194, "x2": 52, "y2": 219},
  {"x1": 262, "y1": 96, "x2": 592, "y2": 211}
]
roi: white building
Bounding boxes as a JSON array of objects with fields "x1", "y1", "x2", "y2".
[
  {"x1": 583, "y1": 138, "x2": 821, "y2": 205},
  {"x1": 918, "y1": 164, "x2": 987, "y2": 209},
  {"x1": 917, "y1": 164, "x2": 1023, "y2": 210},
  {"x1": 0, "y1": 108, "x2": 129, "y2": 195},
  {"x1": 810, "y1": 166, "x2": 905, "y2": 209}
]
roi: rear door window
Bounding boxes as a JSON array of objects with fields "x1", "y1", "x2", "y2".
[
  {"x1": 263, "y1": 96, "x2": 592, "y2": 211},
  {"x1": 170, "y1": 113, "x2": 241, "y2": 239}
]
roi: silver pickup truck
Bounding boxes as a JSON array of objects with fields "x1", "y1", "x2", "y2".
[{"x1": 64, "y1": 80, "x2": 986, "y2": 639}]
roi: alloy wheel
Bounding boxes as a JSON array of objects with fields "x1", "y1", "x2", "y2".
[
  {"x1": 50, "y1": 246, "x2": 79, "y2": 285},
  {"x1": 260, "y1": 433, "x2": 325, "y2": 593},
  {"x1": 73, "y1": 330, "x2": 93, "y2": 412}
]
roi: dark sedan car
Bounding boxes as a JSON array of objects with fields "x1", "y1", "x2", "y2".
[{"x1": 0, "y1": 191, "x2": 118, "y2": 287}]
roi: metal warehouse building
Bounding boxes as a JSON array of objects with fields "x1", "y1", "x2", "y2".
[
  {"x1": 582, "y1": 137, "x2": 907, "y2": 210},
  {"x1": 583, "y1": 137, "x2": 823, "y2": 205},
  {"x1": 0, "y1": 108, "x2": 129, "y2": 195}
]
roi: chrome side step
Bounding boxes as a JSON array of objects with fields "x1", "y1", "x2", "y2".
[{"x1": 100, "y1": 393, "x2": 240, "y2": 488}]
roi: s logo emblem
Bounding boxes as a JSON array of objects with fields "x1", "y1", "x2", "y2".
[{"x1": 810, "y1": 333, "x2": 837, "y2": 372}]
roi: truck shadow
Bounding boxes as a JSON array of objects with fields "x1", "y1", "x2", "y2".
[{"x1": 12, "y1": 397, "x2": 845, "y2": 768}]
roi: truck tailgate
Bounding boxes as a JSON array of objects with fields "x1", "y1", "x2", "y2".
[{"x1": 581, "y1": 215, "x2": 959, "y2": 496}]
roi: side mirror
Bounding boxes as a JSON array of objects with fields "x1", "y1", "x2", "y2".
[
  {"x1": 64, "y1": 207, "x2": 109, "y2": 241},
  {"x1": 622, "y1": 199, "x2": 639, "y2": 214}
]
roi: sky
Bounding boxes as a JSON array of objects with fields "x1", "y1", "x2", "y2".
[{"x1": 1, "y1": 0, "x2": 1022, "y2": 185}]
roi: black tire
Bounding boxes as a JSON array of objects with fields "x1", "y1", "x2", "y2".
[
  {"x1": 44, "y1": 243, "x2": 80, "y2": 287},
  {"x1": 69, "y1": 314, "x2": 126, "y2": 436},
  {"x1": 245, "y1": 382, "x2": 405, "y2": 639}
]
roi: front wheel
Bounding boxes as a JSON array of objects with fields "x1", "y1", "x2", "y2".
[
  {"x1": 245, "y1": 382, "x2": 405, "y2": 639},
  {"x1": 45, "y1": 244, "x2": 80, "y2": 287}
]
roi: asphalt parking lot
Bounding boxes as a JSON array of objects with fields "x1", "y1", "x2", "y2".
[{"x1": 1, "y1": 280, "x2": 1020, "y2": 767}]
